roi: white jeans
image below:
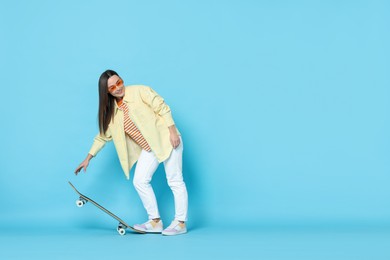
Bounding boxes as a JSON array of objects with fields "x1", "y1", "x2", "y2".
[{"x1": 133, "y1": 136, "x2": 188, "y2": 222}]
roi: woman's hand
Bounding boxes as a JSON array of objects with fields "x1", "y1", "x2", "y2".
[
  {"x1": 74, "y1": 154, "x2": 93, "y2": 175},
  {"x1": 169, "y1": 125, "x2": 180, "y2": 149}
]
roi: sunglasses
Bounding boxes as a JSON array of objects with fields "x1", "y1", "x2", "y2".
[{"x1": 108, "y1": 78, "x2": 124, "y2": 92}]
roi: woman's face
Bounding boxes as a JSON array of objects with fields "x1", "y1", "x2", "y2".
[{"x1": 107, "y1": 75, "x2": 125, "y2": 98}]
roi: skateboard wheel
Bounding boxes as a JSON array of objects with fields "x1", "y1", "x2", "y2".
[
  {"x1": 117, "y1": 228, "x2": 126, "y2": 236},
  {"x1": 117, "y1": 223, "x2": 126, "y2": 236},
  {"x1": 76, "y1": 199, "x2": 87, "y2": 207}
]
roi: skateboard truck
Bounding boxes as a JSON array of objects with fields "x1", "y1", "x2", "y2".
[{"x1": 117, "y1": 223, "x2": 126, "y2": 236}]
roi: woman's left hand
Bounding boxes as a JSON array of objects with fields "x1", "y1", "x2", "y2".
[
  {"x1": 170, "y1": 132, "x2": 180, "y2": 149},
  {"x1": 169, "y1": 125, "x2": 180, "y2": 149}
]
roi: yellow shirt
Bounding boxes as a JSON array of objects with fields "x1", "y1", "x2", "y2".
[{"x1": 88, "y1": 85, "x2": 181, "y2": 179}]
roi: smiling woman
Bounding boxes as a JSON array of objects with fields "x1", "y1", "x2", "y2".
[
  {"x1": 74, "y1": 69, "x2": 188, "y2": 236},
  {"x1": 108, "y1": 77, "x2": 124, "y2": 93}
]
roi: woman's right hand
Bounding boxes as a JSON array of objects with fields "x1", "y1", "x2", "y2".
[{"x1": 74, "y1": 154, "x2": 93, "y2": 175}]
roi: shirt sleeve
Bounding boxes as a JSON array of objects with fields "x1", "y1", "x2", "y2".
[
  {"x1": 88, "y1": 129, "x2": 113, "y2": 157},
  {"x1": 139, "y1": 86, "x2": 176, "y2": 127}
]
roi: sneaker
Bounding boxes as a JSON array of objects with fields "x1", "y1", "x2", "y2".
[
  {"x1": 162, "y1": 220, "x2": 187, "y2": 236},
  {"x1": 133, "y1": 219, "x2": 163, "y2": 233}
]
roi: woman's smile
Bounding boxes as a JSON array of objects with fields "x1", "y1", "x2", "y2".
[{"x1": 116, "y1": 88, "x2": 123, "y2": 95}]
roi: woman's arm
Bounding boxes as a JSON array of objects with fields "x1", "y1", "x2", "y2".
[
  {"x1": 88, "y1": 131, "x2": 113, "y2": 157},
  {"x1": 139, "y1": 86, "x2": 180, "y2": 148},
  {"x1": 75, "y1": 130, "x2": 112, "y2": 174},
  {"x1": 139, "y1": 86, "x2": 176, "y2": 127}
]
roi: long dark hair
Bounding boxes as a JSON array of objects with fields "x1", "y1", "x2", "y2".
[{"x1": 98, "y1": 69, "x2": 119, "y2": 135}]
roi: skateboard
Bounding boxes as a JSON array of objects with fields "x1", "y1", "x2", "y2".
[{"x1": 68, "y1": 181, "x2": 145, "y2": 235}]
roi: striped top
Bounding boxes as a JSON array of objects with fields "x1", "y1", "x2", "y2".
[{"x1": 118, "y1": 101, "x2": 151, "y2": 152}]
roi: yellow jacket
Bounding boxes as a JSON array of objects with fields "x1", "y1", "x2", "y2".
[{"x1": 88, "y1": 85, "x2": 181, "y2": 179}]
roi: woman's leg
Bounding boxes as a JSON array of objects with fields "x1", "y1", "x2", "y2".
[
  {"x1": 133, "y1": 149, "x2": 160, "y2": 220},
  {"x1": 163, "y1": 136, "x2": 188, "y2": 222}
]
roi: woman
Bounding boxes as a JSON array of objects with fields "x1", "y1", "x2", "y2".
[{"x1": 74, "y1": 69, "x2": 188, "y2": 236}]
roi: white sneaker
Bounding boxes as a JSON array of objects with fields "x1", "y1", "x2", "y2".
[
  {"x1": 162, "y1": 220, "x2": 187, "y2": 236},
  {"x1": 133, "y1": 219, "x2": 163, "y2": 233}
]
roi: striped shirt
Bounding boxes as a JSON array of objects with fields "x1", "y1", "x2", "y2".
[{"x1": 118, "y1": 101, "x2": 151, "y2": 152}]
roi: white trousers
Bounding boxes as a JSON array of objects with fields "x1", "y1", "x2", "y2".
[{"x1": 133, "y1": 136, "x2": 188, "y2": 222}]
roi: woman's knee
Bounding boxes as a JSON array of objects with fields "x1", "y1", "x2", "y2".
[
  {"x1": 133, "y1": 176, "x2": 151, "y2": 188},
  {"x1": 166, "y1": 172, "x2": 184, "y2": 188}
]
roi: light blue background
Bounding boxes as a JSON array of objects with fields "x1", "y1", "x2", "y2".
[{"x1": 1, "y1": 0, "x2": 390, "y2": 259}]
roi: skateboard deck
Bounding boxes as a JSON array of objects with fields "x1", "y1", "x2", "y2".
[{"x1": 68, "y1": 181, "x2": 145, "y2": 235}]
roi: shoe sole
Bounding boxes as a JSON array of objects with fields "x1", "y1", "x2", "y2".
[
  {"x1": 133, "y1": 226, "x2": 162, "y2": 234},
  {"x1": 162, "y1": 231, "x2": 187, "y2": 236}
]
